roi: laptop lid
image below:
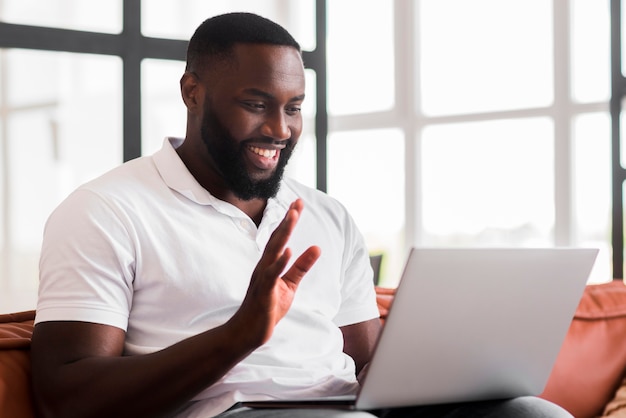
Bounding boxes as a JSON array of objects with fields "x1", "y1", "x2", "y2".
[{"x1": 355, "y1": 247, "x2": 598, "y2": 410}]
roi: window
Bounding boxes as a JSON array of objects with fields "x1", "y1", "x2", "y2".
[
  {"x1": 326, "y1": 0, "x2": 611, "y2": 286},
  {"x1": 419, "y1": 0, "x2": 553, "y2": 115},
  {"x1": 0, "y1": 1, "x2": 318, "y2": 312},
  {"x1": 0, "y1": 0, "x2": 615, "y2": 312},
  {"x1": 1, "y1": 0, "x2": 122, "y2": 33},
  {"x1": 0, "y1": 48, "x2": 122, "y2": 311},
  {"x1": 327, "y1": 1, "x2": 395, "y2": 115},
  {"x1": 421, "y1": 118, "x2": 555, "y2": 246}
]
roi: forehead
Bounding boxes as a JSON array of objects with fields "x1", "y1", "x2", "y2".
[{"x1": 208, "y1": 44, "x2": 305, "y2": 95}]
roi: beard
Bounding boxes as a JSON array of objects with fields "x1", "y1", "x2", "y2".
[{"x1": 199, "y1": 103, "x2": 295, "y2": 201}]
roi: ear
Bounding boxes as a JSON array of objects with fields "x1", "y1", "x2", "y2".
[{"x1": 180, "y1": 71, "x2": 203, "y2": 112}]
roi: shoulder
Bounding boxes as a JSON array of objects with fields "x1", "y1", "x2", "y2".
[
  {"x1": 45, "y1": 156, "x2": 161, "y2": 233},
  {"x1": 67, "y1": 156, "x2": 161, "y2": 208},
  {"x1": 81, "y1": 156, "x2": 158, "y2": 195}
]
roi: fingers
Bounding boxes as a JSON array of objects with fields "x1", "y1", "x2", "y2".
[
  {"x1": 261, "y1": 199, "x2": 304, "y2": 265},
  {"x1": 262, "y1": 247, "x2": 292, "y2": 282},
  {"x1": 255, "y1": 199, "x2": 320, "y2": 289},
  {"x1": 281, "y1": 245, "x2": 321, "y2": 289}
]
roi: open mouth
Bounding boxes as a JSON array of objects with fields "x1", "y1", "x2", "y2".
[
  {"x1": 245, "y1": 144, "x2": 284, "y2": 171},
  {"x1": 248, "y1": 145, "x2": 278, "y2": 159}
]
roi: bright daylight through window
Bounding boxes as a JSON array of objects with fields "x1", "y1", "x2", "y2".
[{"x1": 0, "y1": 0, "x2": 614, "y2": 312}]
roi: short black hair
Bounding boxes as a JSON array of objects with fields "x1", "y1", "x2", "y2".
[{"x1": 186, "y1": 12, "x2": 301, "y2": 72}]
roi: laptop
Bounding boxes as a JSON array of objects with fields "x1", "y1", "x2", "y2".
[{"x1": 243, "y1": 247, "x2": 599, "y2": 411}]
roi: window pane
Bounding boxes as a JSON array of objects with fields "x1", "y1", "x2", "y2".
[
  {"x1": 284, "y1": 69, "x2": 317, "y2": 189},
  {"x1": 573, "y1": 113, "x2": 611, "y2": 283},
  {"x1": 142, "y1": 59, "x2": 187, "y2": 156},
  {"x1": 0, "y1": 0, "x2": 122, "y2": 33},
  {"x1": 0, "y1": 50, "x2": 122, "y2": 312},
  {"x1": 0, "y1": 114, "x2": 4, "y2": 265},
  {"x1": 622, "y1": 0, "x2": 626, "y2": 75},
  {"x1": 421, "y1": 118, "x2": 554, "y2": 246},
  {"x1": 328, "y1": 129, "x2": 405, "y2": 286},
  {"x1": 327, "y1": 0, "x2": 395, "y2": 116},
  {"x1": 7, "y1": 50, "x2": 63, "y2": 108},
  {"x1": 5, "y1": 50, "x2": 123, "y2": 182},
  {"x1": 419, "y1": 0, "x2": 553, "y2": 116},
  {"x1": 571, "y1": 0, "x2": 610, "y2": 103},
  {"x1": 285, "y1": 133, "x2": 316, "y2": 189},
  {"x1": 141, "y1": 0, "x2": 316, "y2": 51},
  {"x1": 302, "y1": 69, "x2": 317, "y2": 121}
]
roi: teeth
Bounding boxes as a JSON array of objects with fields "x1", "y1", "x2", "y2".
[{"x1": 249, "y1": 146, "x2": 277, "y2": 158}]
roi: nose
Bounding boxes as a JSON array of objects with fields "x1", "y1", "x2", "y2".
[{"x1": 261, "y1": 111, "x2": 291, "y2": 141}]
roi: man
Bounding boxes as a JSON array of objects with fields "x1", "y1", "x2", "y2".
[{"x1": 31, "y1": 12, "x2": 572, "y2": 418}]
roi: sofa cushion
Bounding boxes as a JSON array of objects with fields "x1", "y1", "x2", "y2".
[
  {"x1": 539, "y1": 280, "x2": 626, "y2": 418},
  {"x1": 0, "y1": 310, "x2": 36, "y2": 418}
]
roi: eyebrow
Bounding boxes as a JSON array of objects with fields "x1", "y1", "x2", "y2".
[{"x1": 242, "y1": 88, "x2": 305, "y2": 102}]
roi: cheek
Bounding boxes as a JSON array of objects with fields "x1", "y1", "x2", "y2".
[
  {"x1": 290, "y1": 116, "x2": 303, "y2": 138},
  {"x1": 216, "y1": 109, "x2": 257, "y2": 140}
]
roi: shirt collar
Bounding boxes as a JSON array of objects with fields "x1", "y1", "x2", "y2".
[{"x1": 152, "y1": 137, "x2": 218, "y2": 206}]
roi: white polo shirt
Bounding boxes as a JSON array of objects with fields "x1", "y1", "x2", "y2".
[{"x1": 36, "y1": 137, "x2": 380, "y2": 417}]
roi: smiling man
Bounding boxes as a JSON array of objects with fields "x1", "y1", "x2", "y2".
[
  {"x1": 180, "y1": 41, "x2": 303, "y2": 207},
  {"x1": 30, "y1": 12, "x2": 573, "y2": 418}
]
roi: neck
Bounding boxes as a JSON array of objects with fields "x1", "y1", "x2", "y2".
[
  {"x1": 175, "y1": 140, "x2": 268, "y2": 226},
  {"x1": 232, "y1": 198, "x2": 267, "y2": 226}
]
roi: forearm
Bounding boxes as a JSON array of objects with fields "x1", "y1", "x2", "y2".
[{"x1": 32, "y1": 319, "x2": 259, "y2": 418}]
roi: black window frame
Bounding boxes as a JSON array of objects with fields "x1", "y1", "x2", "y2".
[{"x1": 0, "y1": 0, "x2": 329, "y2": 189}]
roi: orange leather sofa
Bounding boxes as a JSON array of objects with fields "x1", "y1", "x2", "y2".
[{"x1": 3, "y1": 280, "x2": 626, "y2": 418}]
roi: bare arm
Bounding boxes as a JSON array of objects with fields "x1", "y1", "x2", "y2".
[
  {"x1": 31, "y1": 199, "x2": 321, "y2": 418},
  {"x1": 340, "y1": 317, "x2": 382, "y2": 381},
  {"x1": 31, "y1": 318, "x2": 256, "y2": 418}
]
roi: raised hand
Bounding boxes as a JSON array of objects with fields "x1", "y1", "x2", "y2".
[{"x1": 231, "y1": 199, "x2": 321, "y2": 346}]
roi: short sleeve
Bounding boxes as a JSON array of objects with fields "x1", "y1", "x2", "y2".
[
  {"x1": 333, "y1": 213, "x2": 380, "y2": 327},
  {"x1": 35, "y1": 189, "x2": 136, "y2": 331}
]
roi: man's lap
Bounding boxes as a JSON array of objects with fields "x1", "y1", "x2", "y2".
[
  {"x1": 216, "y1": 397, "x2": 572, "y2": 418},
  {"x1": 216, "y1": 406, "x2": 374, "y2": 418},
  {"x1": 375, "y1": 396, "x2": 571, "y2": 418}
]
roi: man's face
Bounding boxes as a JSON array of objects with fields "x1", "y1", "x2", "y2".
[
  {"x1": 199, "y1": 99, "x2": 295, "y2": 200},
  {"x1": 198, "y1": 44, "x2": 305, "y2": 200}
]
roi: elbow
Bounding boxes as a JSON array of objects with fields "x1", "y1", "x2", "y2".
[
  {"x1": 31, "y1": 383, "x2": 73, "y2": 418},
  {"x1": 31, "y1": 369, "x2": 90, "y2": 418}
]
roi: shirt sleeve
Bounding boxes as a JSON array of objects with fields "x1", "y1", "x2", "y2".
[
  {"x1": 35, "y1": 188, "x2": 135, "y2": 331},
  {"x1": 332, "y1": 211, "x2": 380, "y2": 327}
]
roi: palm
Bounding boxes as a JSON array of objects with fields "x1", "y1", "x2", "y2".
[{"x1": 239, "y1": 199, "x2": 321, "y2": 345}]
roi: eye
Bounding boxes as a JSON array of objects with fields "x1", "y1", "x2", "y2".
[
  {"x1": 242, "y1": 101, "x2": 266, "y2": 111},
  {"x1": 286, "y1": 105, "x2": 302, "y2": 116}
]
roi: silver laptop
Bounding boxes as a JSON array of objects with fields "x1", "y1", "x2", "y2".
[{"x1": 244, "y1": 247, "x2": 598, "y2": 411}]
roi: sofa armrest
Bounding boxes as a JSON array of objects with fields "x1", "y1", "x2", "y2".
[
  {"x1": 0, "y1": 310, "x2": 36, "y2": 418},
  {"x1": 538, "y1": 280, "x2": 626, "y2": 418}
]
